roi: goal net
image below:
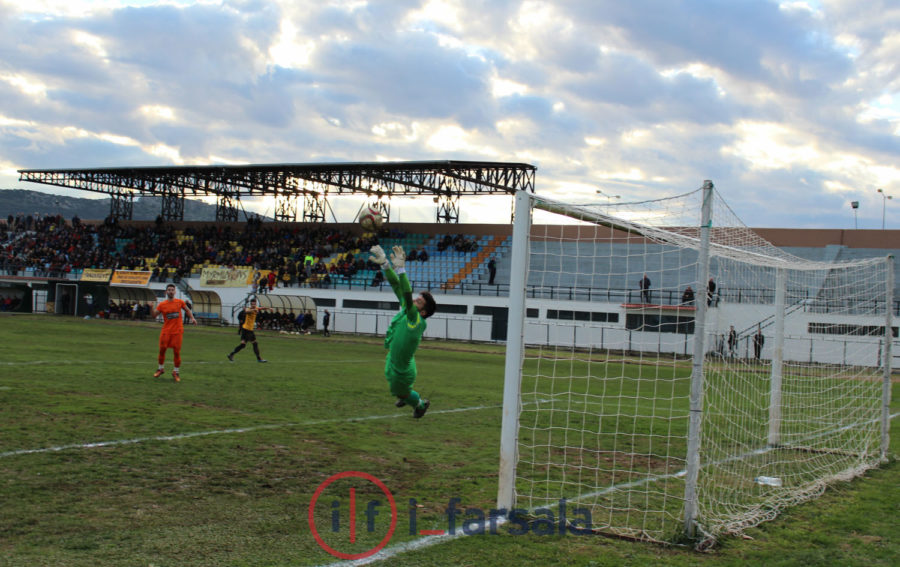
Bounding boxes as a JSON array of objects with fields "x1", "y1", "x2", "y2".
[{"x1": 497, "y1": 184, "x2": 893, "y2": 546}]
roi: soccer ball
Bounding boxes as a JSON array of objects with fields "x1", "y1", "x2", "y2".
[{"x1": 359, "y1": 207, "x2": 383, "y2": 231}]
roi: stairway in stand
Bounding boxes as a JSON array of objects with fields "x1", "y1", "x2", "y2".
[{"x1": 441, "y1": 234, "x2": 507, "y2": 290}]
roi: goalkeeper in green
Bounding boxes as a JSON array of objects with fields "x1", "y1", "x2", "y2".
[{"x1": 369, "y1": 244, "x2": 437, "y2": 418}]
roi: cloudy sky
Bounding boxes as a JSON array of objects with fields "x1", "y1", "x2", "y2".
[{"x1": 1, "y1": 0, "x2": 898, "y2": 228}]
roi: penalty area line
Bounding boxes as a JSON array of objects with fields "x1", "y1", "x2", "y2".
[
  {"x1": 0, "y1": 403, "x2": 505, "y2": 459},
  {"x1": 313, "y1": 517, "x2": 510, "y2": 567}
]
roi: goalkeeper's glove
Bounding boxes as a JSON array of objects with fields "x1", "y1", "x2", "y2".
[
  {"x1": 369, "y1": 245, "x2": 388, "y2": 267},
  {"x1": 390, "y1": 245, "x2": 406, "y2": 271}
]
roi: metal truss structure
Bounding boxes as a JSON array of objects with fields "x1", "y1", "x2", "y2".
[
  {"x1": 109, "y1": 189, "x2": 134, "y2": 221},
  {"x1": 215, "y1": 189, "x2": 240, "y2": 223},
  {"x1": 18, "y1": 160, "x2": 536, "y2": 223}
]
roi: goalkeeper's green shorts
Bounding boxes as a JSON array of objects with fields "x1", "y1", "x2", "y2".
[{"x1": 385, "y1": 356, "x2": 417, "y2": 397}]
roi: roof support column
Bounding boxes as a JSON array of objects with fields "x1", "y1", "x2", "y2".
[
  {"x1": 435, "y1": 193, "x2": 460, "y2": 223},
  {"x1": 274, "y1": 194, "x2": 299, "y2": 222},
  {"x1": 303, "y1": 193, "x2": 326, "y2": 223},
  {"x1": 109, "y1": 189, "x2": 134, "y2": 221},
  {"x1": 160, "y1": 186, "x2": 185, "y2": 221}
]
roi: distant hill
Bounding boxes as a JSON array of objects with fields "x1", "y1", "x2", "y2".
[{"x1": 0, "y1": 188, "x2": 245, "y2": 222}]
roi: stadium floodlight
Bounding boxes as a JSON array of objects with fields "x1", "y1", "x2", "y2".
[
  {"x1": 851, "y1": 200, "x2": 859, "y2": 229},
  {"x1": 498, "y1": 183, "x2": 893, "y2": 548},
  {"x1": 877, "y1": 188, "x2": 892, "y2": 230},
  {"x1": 596, "y1": 188, "x2": 620, "y2": 212}
]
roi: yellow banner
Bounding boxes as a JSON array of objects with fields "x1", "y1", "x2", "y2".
[
  {"x1": 80, "y1": 268, "x2": 113, "y2": 282},
  {"x1": 110, "y1": 270, "x2": 152, "y2": 286},
  {"x1": 200, "y1": 267, "x2": 253, "y2": 287}
]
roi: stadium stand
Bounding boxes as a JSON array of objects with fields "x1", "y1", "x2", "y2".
[{"x1": 3, "y1": 214, "x2": 900, "y2": 307}]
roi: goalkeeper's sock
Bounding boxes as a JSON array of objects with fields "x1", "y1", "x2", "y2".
[{"x1": 402, "y1": 390, "x2": 421, "y2": 408}]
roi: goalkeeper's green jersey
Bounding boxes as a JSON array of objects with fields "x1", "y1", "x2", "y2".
[{"x1": 383, "y1": 267, "x2": 426, "y2": 374}]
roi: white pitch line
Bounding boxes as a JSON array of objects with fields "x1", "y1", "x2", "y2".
[
  {"x1": 0, "y1": 404, "x2": 503, "y2": 459},
  {"x1": 314, "y1": 518, "x2": 510, "y2": 567}
]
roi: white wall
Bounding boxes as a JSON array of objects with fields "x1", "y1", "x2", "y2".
[{"x1": 189, "y1": 277, "x2": 894, "y2": 367}]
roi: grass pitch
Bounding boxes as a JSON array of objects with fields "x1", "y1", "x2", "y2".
[{"x1": 0, "y1": 315, "x2": 896, "y2": 566}]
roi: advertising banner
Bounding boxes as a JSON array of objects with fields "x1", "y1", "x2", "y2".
[
  {"x1": 80, "y1": 268, "x2": 113, "y2": 282},
  {"x1": 200, "y1": 266, "x2": 253, "y2": 287},
  {"x1": 110, "y1": 270, "x2": 152, "y2": 286}
]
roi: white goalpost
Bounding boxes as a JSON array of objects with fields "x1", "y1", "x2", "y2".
[{"x1": 497, "y1": 183, "x2": 894, "y2": 546}]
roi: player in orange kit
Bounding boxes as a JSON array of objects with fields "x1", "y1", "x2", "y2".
[{"x1": 153, "y1": 283, "x2": 197, "y2": 382}]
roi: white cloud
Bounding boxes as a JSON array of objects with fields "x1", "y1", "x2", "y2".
[
  {"x1": 71, "y1": 30, "x2": 109, "y2": 60},
  {"x1": 138, "y1": 105, "x2": 176, "y2": 121},
  {"x1": 858, "y1": 94, "x2": 900, "y2": 132},
  {"x1": 406, "y1": 0, "x2": 463, "y2": 31},
  {"x1": 0, "y1": 114, "x2": 33, "y2": 127},
  {"x1": 268, "y1": 19, "x2": 314, "y2": 68},
  {"x1": 723, "y1": 122, "x2": 821, "y2": 170},
  {"x1": 426, "y1": 124, "x2": 499, "y2": 156},
  {"x1": 371, "y1": 121, "x2": 419, "y2": 142},
  {"x1": 0, "y1": 73, "x2": 48, "y2": 99},
  {"x1": 621, "y1": 129, "x2": 651, "y2": 145},
  {"x1": 491, "y1": 77, "x2": 528, "y2": 98},
  {"x1": 148, "y1": 143, "x2": 183, "y2": 163}
]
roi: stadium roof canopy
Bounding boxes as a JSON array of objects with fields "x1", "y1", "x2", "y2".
[{"x1": 18, "y1": 160, "x2": 536, "y2": 223}]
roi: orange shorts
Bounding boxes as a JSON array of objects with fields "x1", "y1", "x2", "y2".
[{"x1": 159, "y1": 332, "x2": 184, "y2": 350}]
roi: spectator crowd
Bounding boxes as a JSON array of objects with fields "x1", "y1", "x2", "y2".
[{"x1": 1, "y1": 213, "x2": 393, "y2": 286}]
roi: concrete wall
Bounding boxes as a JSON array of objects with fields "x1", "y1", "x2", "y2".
[{"x1": 194, "y1": 277, "x2": 893, "y2": 368}]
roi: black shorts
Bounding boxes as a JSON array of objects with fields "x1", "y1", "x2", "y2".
[{"x1": 240, "y1": 328, "x2": 257, "y2": 343}]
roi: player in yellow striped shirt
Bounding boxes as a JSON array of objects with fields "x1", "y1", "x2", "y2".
[{"x1": 227, "y1": 297, "x2": 270, "y2": 363}]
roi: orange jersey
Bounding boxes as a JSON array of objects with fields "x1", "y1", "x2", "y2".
[{"x1": 157, "y1": 299, "x2": 187, "y2": 334}]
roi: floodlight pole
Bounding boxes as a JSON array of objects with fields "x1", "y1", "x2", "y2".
[{"x1": 877, "y1": 189, "x2": 892, "y2": 230}]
